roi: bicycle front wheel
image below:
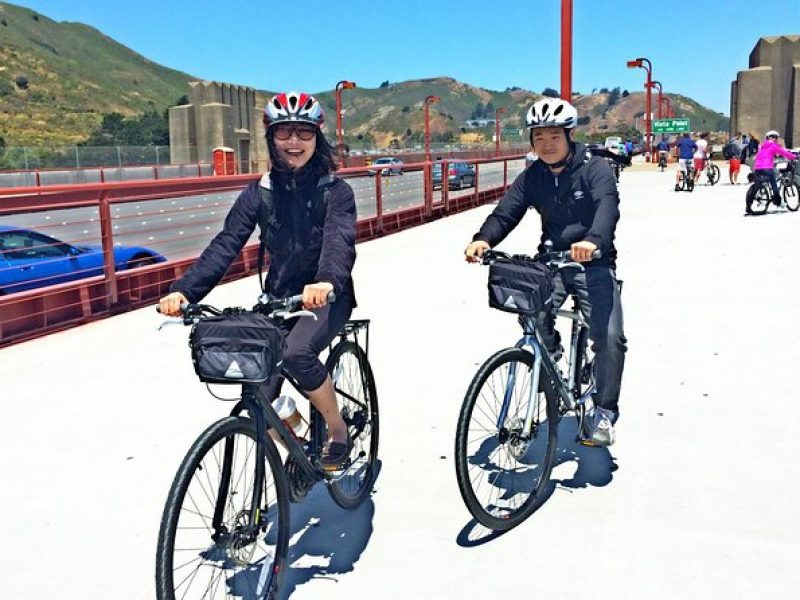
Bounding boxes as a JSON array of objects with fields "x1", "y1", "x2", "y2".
[
  {"x1": 783, "y1": 183, "x2": 799, "y2": 211},
  {"x1": 156, "y1": 417, "x2": 290, "y2": 600},
  {"x1": 325, "y1": 340, "x2": 379, "y2": 509},
  {"x1": 746, "y1": 183, "x2": 770, "y2": 215},
  {"x1": 455, "y1": 347, "x2": 558, "y2": 531}
]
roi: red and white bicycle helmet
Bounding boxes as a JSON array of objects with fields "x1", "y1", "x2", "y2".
[
  {"x1": 525, "y1": 98, "x2": 578, "y2": 129},
  {"x1": 264, "y1": 91, "x2": 325, "y2": 129}
]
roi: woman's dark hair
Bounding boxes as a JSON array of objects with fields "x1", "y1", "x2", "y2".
[{"x1": 267, "y1": 128, "x2": 338, "y2": 177}]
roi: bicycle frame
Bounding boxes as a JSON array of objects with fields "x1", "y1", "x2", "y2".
[{"x1": 497, "y1": 299, "x2": 594, "y2": 436}]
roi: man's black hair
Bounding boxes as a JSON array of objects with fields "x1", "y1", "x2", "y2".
[{"x1": 267, "y1": 128, "x2": 338, "y2": 177}]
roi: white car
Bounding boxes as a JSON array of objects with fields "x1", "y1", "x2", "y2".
[{"x1": 368, "y1": 157, "x2": 404, "y2": 176}]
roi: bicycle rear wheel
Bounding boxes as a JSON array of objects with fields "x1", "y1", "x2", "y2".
[
  {"x1": 455, "y1": 347, "x2": 558, "y2": 531},
  {"x1": 324, "y1": 340, "x2": 379, "y2": 509},
  {"x1": 156, "y1": 417, "x2": 289, "y2": 600},
  {"x1": 783, "y1": 183, "x2": 799, "y2": 211},
  {"x1": 707, "y1": 163, "x2": 720, "y2": 186},
  {"x1": 746, "y1": 183, "x2": 770, "y2": 215}
]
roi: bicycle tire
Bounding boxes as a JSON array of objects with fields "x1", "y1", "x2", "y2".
[
  {"x1": 686, "y1": 171, "x2": 695, "y2": 192},
  {"x1": 324, "y1": 340, "x2": 379, "y2": 509},
  {"x1": 455, "y1": 347, "x2": 558, "y2": 531},
  {"x1": 707, "y1": 163, "x2": 720, "y2": 186},
  {"x1": 746, "y1": 183, "x2": 770, "y2": 215},
  {"x1": 572, "y1": 328, "x2": 594, "y2": 437},
  {"x1": 783, "y1": 183, "x2": 799, "y2": 211},
  {"x1": 156, "y1": 416, "x2": 290, "y2": 600}
]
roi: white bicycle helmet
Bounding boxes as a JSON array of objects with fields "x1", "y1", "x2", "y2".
[
  {"x1": 525, "y1": 98, "x2": 578, "y2": 129},
  {"x1": 765, "y1": 130, "x2": 780, "y2": 139},
  {"x1": 264, "y1": 91, "x2": 325, "y2": 129}
]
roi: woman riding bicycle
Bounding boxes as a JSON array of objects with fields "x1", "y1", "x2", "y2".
[
  {"x1": 751, "y1": 130, "x2": 798, "y2": 207},
  {"x1": 463, "y1": 98, "x2": 627, "y2": 446},
  {"x1": 158, "y1": 91, "x2": 357, "y2": 470}
]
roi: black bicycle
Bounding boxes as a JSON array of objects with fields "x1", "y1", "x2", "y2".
[
  {"x1": 155, "y1": 294, "x2": 378, "y2": 600},
  {"x1": 455, "y1": 248, "x2": 602, "y2": 531},
  {"x1": 745, "y1": 159, "x2": 799, "y2": 215},
  {"x1": 676, "y1": 161, "x2": 695, "y2": 192},
  {"x1": 703, "y1": 158, "x2": 721, "y2": 186},
  {"x1": 658, "y1": 151, "x2": 668, "y2": 172}
]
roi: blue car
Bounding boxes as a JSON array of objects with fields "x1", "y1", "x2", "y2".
[{"x1": 0, "y1": 225, "x2": 166, "y2": 295}]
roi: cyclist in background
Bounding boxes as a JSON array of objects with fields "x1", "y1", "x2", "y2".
[
  {"x1": 158, "y1": 91, "x2": 357, "y2": 470},
  {"x1": 463, "y1": 98, "x2": 627, "y2": 446},
  {"x1": 656, "y1": 136, "x2": 670, "y2": 167},
  {"x1": 751, "y1": 130, "x2": 798, "y2": 206},
  {"x1": 674, "y1": 132, "x2": 697, "y2": 191}
]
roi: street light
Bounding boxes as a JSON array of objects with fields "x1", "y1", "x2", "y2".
[
  {"x1": 651, "y1": 80, "x2": 663, "y2": 120},
  {"x1": 495, "y1": 107, "x2": 507, "y2": 157},
  {"x1": 424, "y1": 95, "x2": 440, "y2": 162},
  {"x1": 561, "y1": 0, "x2": 573, "y2": 101},
  {"x1": 627, "y1": 57, "x2": 652, "y2": 159},
  {"x1": 335, "y1": 80, "x2": 356, "y2": 165}
]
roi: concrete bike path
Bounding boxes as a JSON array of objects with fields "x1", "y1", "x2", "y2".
[{"x1": 1, "y1": 169, "x2": 798, "y2": 599}]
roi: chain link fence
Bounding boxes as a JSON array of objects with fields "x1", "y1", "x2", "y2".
[{"x1": 0, "y1": 145, "x2": 175, "y2": 170}]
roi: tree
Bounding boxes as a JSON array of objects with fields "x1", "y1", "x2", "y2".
[
  {"x1": 622, "y1": 89, "x2": 629, "y2": 98},
  {"x1": 608, "y1": 87, "x2": 621, "y2": 106},
  {"x1": 485, "y1": 101, "x2": 495, "y2": 116},
  {"x1": 15, "y1": 74, "x2": 29, "y2": 90},
  {"x1": 379, "y1": 80, "x2": 390, "y2": 88},
  {"x1": 542, "y1": 87, "x2": 560, "y2": 98},
  {"x1": 471, "y1": 102, "x2": 485, "y2": 119},
  {"x1": 0, "y1": 136, "x2": 5, "y2": 148},
  {"x1": 591, "y1": 88, "x2": 597, "y2": 94},
  {"x1": 599, "y1": 87, "x2": 609, "y2": 94},
  {"x1": 405, "y1": 128, "x2": 413, "y2": 138},
  {"x1": 401, "y1": 106, "x2": 410, "y2": 113},
  {"x1": 176, "y1": 95, "x2": 190, "y2": 106}
]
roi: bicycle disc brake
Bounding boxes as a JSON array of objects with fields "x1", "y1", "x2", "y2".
[{"x1": 506, "y1": 418, "x2": 532, "y2": 460}]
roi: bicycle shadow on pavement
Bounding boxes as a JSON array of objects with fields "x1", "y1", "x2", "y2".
[
  {"x1": 276, "y1": 460, "x2": 382, "y2": 599},
  {"x1": 550, "y1": 419, "x2": 617, "y2": 490},
  {"x1": 455, "y1": 419, "x2": 616, "y2": 546}
]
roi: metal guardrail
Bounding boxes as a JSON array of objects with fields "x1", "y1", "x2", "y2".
[{"x1": 0, "y1": 155, "x2": 524, "y2": 346}]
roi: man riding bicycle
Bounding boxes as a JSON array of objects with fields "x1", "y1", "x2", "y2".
[
  {"x1": 657, "y1": 136, "x2": 669, "y2": 167},
  {"x1": 674, "y1": 132, "x2": 697, "y2": 191},
  {"x1": 751, "y1": 130, "x2": 798, "y2": 208},
  {"x1": 464, "y1": 98, "x2": 627, "y2": 446}
]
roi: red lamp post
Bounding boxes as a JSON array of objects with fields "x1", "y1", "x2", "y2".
[
  {"x1": 495, "y1": 107, "x2": 507, "y2": 157},
  {"x1": 561, "y1": 0, "x2": 573, "y2": 101},
  {"x1": 335, "y1": 80, "x2": 356, "y2": 165},
  {"x1": 627, "y1": 57, "x2": 652, "y2": 159},
  {"x1": 651, "y1": 80, "x2": 663, "y2": 119},
  {"x1": 424, "y1": 95, "x2": 440, "y2": 162}
]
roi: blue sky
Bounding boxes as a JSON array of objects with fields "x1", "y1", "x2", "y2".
[{"x1": 11, "y1": 0, "x2": 800, "y2": 115}]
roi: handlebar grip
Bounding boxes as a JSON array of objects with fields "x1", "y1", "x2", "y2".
[
  {"x1": 155, "y1": 302, "x2": 190, "y2": 314},
  {"x1": 591, "y1": 249, "x2": 603, "y2": 260}
]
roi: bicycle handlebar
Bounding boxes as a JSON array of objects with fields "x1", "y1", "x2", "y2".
[
  {"x1": 481, "y1": 247, "x2": 601, "y2": 268},
  {"x1": 156, "y1": 292, "x2": 336, "y2": 326}
]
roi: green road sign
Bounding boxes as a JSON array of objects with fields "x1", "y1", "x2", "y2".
[{"x1": 653, "y1": 118, "x2": 690, "y2": 133}]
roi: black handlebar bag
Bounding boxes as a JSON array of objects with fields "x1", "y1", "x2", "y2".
[
  {"x1": 189, "y1": 312, "x2": 284, "y2": 384},
  {"x1": 488, "y1": 258, "x2": 553, "y2": 315}
]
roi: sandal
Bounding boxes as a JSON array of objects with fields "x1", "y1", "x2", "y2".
[{"x1": 319, "y1": 437, "x2": 352, "y2": 471}]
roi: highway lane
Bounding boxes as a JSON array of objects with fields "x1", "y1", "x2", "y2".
[{"x1": 0, "y1": 161, "x2": 524, "y2": 262}]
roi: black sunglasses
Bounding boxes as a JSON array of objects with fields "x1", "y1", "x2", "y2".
[{"x1": 273, "y1": 124, "x2": 316, "y2": 141}]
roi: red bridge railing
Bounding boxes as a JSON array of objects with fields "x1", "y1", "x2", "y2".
[{"x1": 0, "y1": 155, "x2": 524, "y2": 347}]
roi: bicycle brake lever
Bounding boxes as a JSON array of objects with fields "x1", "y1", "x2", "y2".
[
  {"x1": 276, "y1": 310, "x2": 318, "y2": 321},
  {"x1": 157, "y1": 319, "x2": 184, "y2": 331}
]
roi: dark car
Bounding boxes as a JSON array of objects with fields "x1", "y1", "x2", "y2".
[
  {"x1": 0, "y1": 225, "x2": 166, "y2": 295},
  {"x1": 432, "y1": 160, "x2": 476, "y2": 190},
  {"x1": 367, "y1": 157, "x2": 404, "y2": 176}
]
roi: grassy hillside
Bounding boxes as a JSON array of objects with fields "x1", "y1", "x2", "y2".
[
  {"x1": 0, "y1": 1, "x2": 727, "y2": 150},
  {"x1": 0, "y1": 1, "x2": 193, "y2": 145}
]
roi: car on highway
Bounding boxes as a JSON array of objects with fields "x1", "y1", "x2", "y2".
[
  {"x1": 0, "y1": 225, "x2": 166, "y2": 295},
  {"x1": 432, "y1": 160, "x2": 476, "y2": 190},
  {"x1": 368, "y1": 157, "x2": 404, "y2": 176}
]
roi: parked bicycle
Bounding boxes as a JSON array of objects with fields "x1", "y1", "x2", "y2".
[
  {"x1": 454, "y1": 247, "x2": 605, "y2": 531},
  {"x1": 155, "y1": 293, "x2": 378, "y2": 600},
  {"x1": 745, "y1": 158, "x2": 799, "y2": 215}
]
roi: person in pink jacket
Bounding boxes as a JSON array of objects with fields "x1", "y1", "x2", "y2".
[{"x1": 752, "y1": 130, "x2": 798, "y2": 206}]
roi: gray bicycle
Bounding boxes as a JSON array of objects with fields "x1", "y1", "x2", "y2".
[{"x1": 455, "y1": 248, "x2": 602, "y2": 531}]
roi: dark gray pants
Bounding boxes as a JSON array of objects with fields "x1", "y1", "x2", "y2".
[
  {"x1": 259, "y1": 293, "x2": 353, "y2": 401},
  {"x1": 543, "y1": 267, "x2": 627, "y2": 416}
]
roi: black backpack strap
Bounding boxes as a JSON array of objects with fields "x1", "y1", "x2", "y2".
[{"x1": 257, "y1": 173, "x2": 275, "y2": 294}]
